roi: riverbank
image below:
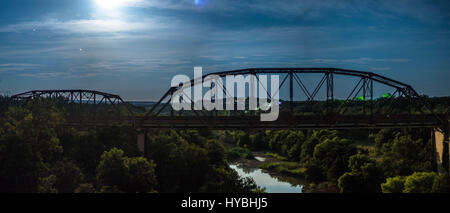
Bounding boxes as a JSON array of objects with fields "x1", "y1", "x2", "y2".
[{"x1": 229, "y1": 150, "x2": 339, "y2": 193}]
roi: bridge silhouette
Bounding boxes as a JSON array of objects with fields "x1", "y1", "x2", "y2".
[
  {"x1": 11, "y1": 68, "x2": 450, "y2": 172},
  {"x1": 10, "y1": 68, "x2": 448, "y2": 130}
]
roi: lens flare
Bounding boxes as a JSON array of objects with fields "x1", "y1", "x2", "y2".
[{"x1": 195, "y1": 0, "x2": 207, "y2": 7}]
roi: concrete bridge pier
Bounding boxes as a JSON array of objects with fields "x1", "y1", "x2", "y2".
[
  {"x1": 137, "y1": 131, "x2": 147, "y2": 156},
  {"x1": 433, "y1": 126, "x2": 449, "y2": 173}
]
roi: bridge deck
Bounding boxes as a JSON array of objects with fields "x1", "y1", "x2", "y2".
[{"x1": 64, "y1": 115, "x2": 442, "y2": 129}]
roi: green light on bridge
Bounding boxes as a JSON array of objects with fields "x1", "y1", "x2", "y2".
[
  {"x1": 355, "y1": 96, "x2": 365, "y2": 101},
  {"x1": 382, "y1": 93, "x2": 392, "y2": 98}
]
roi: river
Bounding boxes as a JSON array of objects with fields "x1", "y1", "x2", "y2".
[{"x1": 229, "y1": 155, "x2": 304, "y2": 193}]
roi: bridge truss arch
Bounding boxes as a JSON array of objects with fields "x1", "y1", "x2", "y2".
[
  {"x1": 142, "y1": 68, "x2": 445, "y2": 129},
  {"x1": 11, "y1": 89, "x2": 135, "y2": 126}
]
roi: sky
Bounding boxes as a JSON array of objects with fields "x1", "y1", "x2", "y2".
[{"x1": 0, "y1": 0, "x2": 449, "y2": 101}]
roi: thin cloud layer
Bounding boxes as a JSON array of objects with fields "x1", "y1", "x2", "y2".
[{"x1": 0, "y1": 0, "x2": 449, "y2": 99}]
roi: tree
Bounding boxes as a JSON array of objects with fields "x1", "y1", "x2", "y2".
[
  {"x1": 285, "y1": 131, "x2": 305, "y2": 161},
  {"x1": 37, "y1": 175, "x2": 58, "y2": 193},
  {"x1": 200, "y1": 166, "x2": 261, "y2": 193},
  {"x1": 338, "y1": 172, "x2": 364, "y2": 193},
  {"x1": 124, "y1": 157, "x2": 157, "y2": 193},
  {"x1": 205, "y1": 139, "x2": 226, "y2": 166},
  {"x1": 432, "y1": 173, "x2": 450, "y2": 193},
  {"x1": 403, "y1": 172, "x2": 438, "y2": 193},
  {"x1": 97, "y1": 126, "x2": 141, "y2": 157},
  {"x1": 381, "y1": 176, "x2": 406, "y2": 193},
  {"x1": 179, "y1": 130, "x2": 206, "y2": 147},
  {"x1": 348, "y1": 154, "x2": 373, "y2": 171},
  {"x1": 51, "y1": 160, "x2": 85, "y2": 193},
  {"x1": 373, "y1": 128, "x2": 396, "y2": 154},
  {"x1": 237, "y1": 131, "x2": 252, "y2": 148},
  {"x1": 375, "y1": 129, "x2": 432, "y2": 177},
  {"x1": 312, "y1": 137, "x2": 357, "y2": 180},
  {"x1": 381, "y1": 172, "x2": 450, "y2": 193},
  {"x1": 58, "y1": 129, "x2": 104, "y2": 177},
  {"x1": 267, "y1": 130, "x2": 290, "y2": 154},
  {"x1": 96, "y1": 148, "x2": 128, "y2": 188},
  {"x1": 304, "y1": 161, "x2": 326, "y2": 182},
  {"x1": 250, "y1": 131, "x2": 268, "y2": 151},
  {"x1": 74, "y1": 183, "x2": 96, "y2": 193},
  {"x1": 146, "y1": 132, "x2": 209, "y2": 192},
  {"x1": 218, "y1": 130, "x2": 235, "y2": 145},
  {"x1": 338, "y1": 154, "x2": 384, "y2": 193},
  {"x1": 300, "y1": 130, "x2": 340, "y2": 164},
  {"x1": 0, "y1": 100, "x2": 64, "y2": 192},
  {"x1": 96, "y1": 148, "x2": 157, "y2": 193},
  {"x1": 300, "y1": 134, "x2": 320, "y2": 164}
]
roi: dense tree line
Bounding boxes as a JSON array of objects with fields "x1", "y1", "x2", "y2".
[
  {"x1": 222, "y1": 127, "x2": 450, "y2": 193},
  {"x1": 0, "y1": 99, "x2": 260, "y2": 193},
  {"x1": 1, "y1": 96, "x2": 449, "y2": 193}
]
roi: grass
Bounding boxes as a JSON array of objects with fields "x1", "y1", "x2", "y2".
[
  {"x1": 265, "y1": 152, "x2": 288, "y2": 161},
  {"x1": 259, "y1": 161, "x2": 307, "y2": 178}
]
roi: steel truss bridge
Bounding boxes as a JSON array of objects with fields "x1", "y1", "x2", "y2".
[{"x1": 10, "y1": 68, "x2": 449, "y2": 130}]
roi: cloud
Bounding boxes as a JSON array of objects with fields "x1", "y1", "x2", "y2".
[
  {"x1": 20, "y1": 72, "x2": 66, "y2": 79},
  {"x1": 18, "y1": 58, "x2": 193, "y2": 80},
  {"x1": 297, "y1": 58, "x2": 410, "y2": 66},
  {"x1": 0, "y1": 18, "x2": 170, "y2": 34},
  {"x1": 86, "y1": 58, "x2": 192, "y2": 72},
  {"x1": 300, "y1": 59, "x2": 339, "y2": 64},
  {"x1": 0, "y1": 63, "x2": 42, "y2": 72},
  {"x1": 369, "y1": 67, "x2": 392, "y2": 71},
  {"x1": 132, "y1": 0, "x2": 450, "y2": 22},
  {"x1": 342, "y1": 58, "x2": 410, "y2": 64}
]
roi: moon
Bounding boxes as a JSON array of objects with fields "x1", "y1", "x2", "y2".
[{"x1": 94, "y1": 0, "x2": 128, "y2": 10}]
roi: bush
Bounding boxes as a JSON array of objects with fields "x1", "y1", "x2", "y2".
[
  {"x1": 226, "y1": 147, "x2": 254, "y2": 161},
  {"x1": 304, "y1": 161, "x2": 326, "y2": 182},
  {"x1": 37, "y1": 175, "x2": 58, "y2": 193},
  {"x1": 74, "y1": 183, "x2": 96, "y2": 193},
  {"x1": 381, "y1": 172, "x2": 450, "y2": 193},
  {"x1": 381, "y1": 176, "x2": 406, "y2": 193},
  {"x1": 338, "y1": 172, "x2": 364, "y2": 193},
  {"x1": 260, "y1": 161, "x2": 306, "y2": 177},
  {"x1": 403, "y1": 172, "x2": 438, "y2": 193},
  {"x1": 432, "y1": 173, "x2": 450, "y2": 193}
]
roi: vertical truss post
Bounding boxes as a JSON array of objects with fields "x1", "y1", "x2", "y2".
[
  {"x1": 223, "y1": 80, "x2": 227, "y2": 117},
  {"x1": 170, "y1": 89, "x2": 174, "y2": 117},
  {"x1": 370, "y1": 78, "x2": 373, "y2": 121},
  {"x1": 210, "y1": 80, "x2": 214, "y2": 117},
  {"x1": 93, "y1": 93, "x2": 97, "y2": 120},
  {"x1": 79, "y1": 92, "x2": 82, "y2": 117},
  {"x1": 408, "y1": 90, "x2": 413, "y2": 118},
  {"x1": 362, "y1": 77, "x2": 366, "y2": 114},
  {"x1": 326, "y1": 72, "x2": 334, "y2": 115},
  {"x1": 289, "y1": 72, "x2": 293, "y2": 116}
]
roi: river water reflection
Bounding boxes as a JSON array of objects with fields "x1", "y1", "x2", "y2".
[{"x1": 229, "y1": 163, "x2": 303, "y2": 193}]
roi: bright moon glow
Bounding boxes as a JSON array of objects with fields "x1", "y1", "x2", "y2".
[{"x1": 94, "y1": 0, "x2": 129, "y2": 10}]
